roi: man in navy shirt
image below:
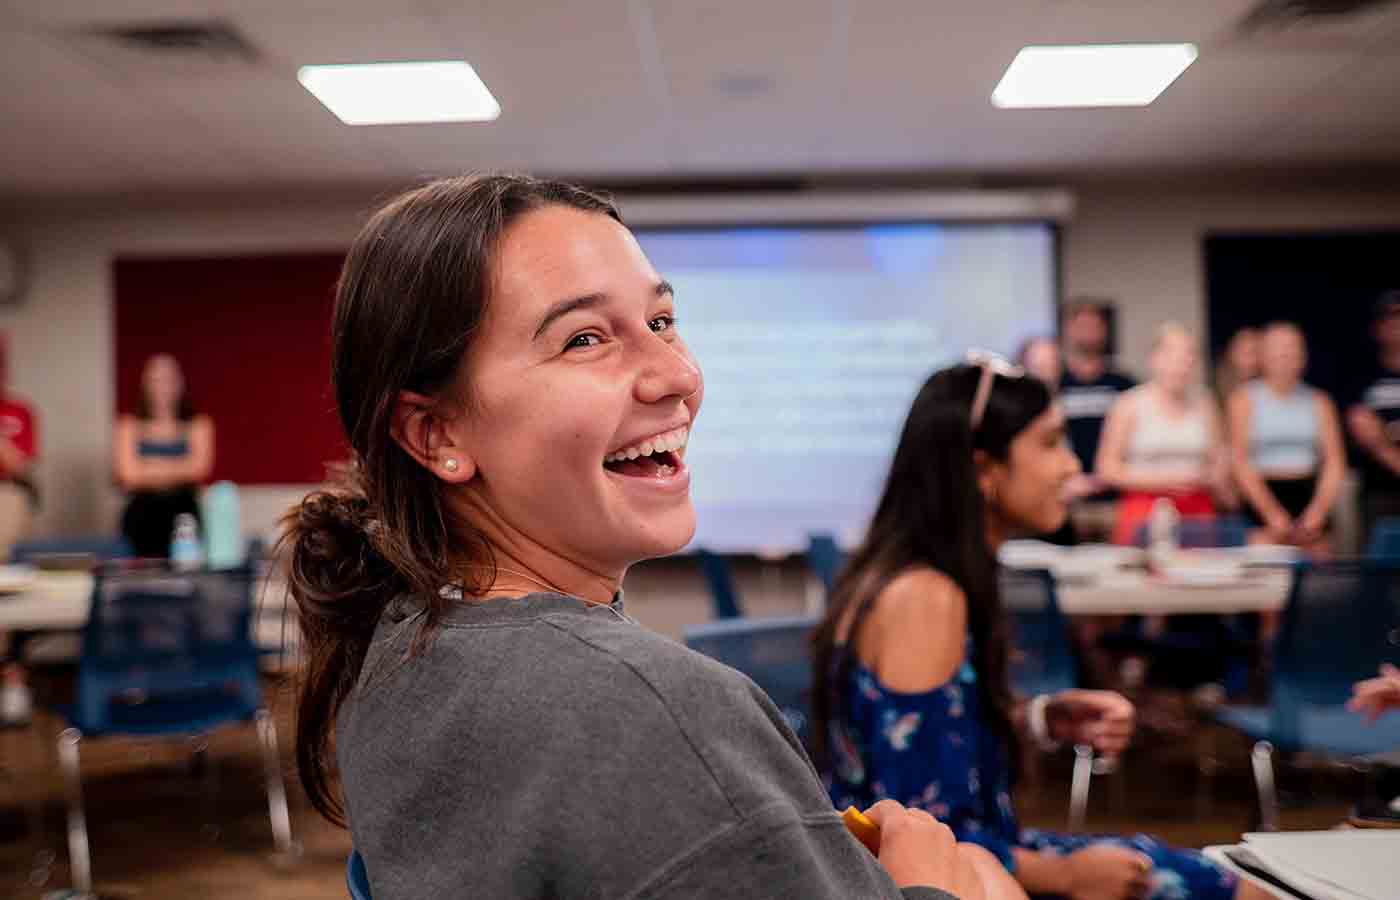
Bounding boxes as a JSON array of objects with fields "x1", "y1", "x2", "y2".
[
  {"x1": 1345, "y1": 290, "x2": 1400, "y2": 546},
  {"x1": 1058, "y1": 302, "x2": 1136, "y2": 541}
]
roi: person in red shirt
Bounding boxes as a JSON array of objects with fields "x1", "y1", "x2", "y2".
[
  {"x1": 0, "y1": 332, "x2": 38, "y2": 724},
  {"x1": 0, "y1": 332, "x2": 37, "y2": 560}
]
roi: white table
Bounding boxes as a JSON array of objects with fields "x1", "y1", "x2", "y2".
[
  {"x1": 0, "y1": 571, "x2": 92, "y2": 631},
  {"x1": 1056, "y1": 570, "x2": 1293, "y2": 617}
]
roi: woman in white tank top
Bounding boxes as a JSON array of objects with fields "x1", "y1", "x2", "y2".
[{"x1": 1096, "y1": 323, "x2": 1230, "y2": 545}]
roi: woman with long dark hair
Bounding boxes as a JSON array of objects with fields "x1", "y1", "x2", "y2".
[
  {"x1": 280, "y1": 174, "x2": 986, "y2": 900},
  {"x1": 812, "y1": 360, "x2": 1268, "y2": 900},
  {"x1": 113, "y1": 353, "x2": 214, "y2": 556}
]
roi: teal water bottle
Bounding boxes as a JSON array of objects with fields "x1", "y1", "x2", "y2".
[{"x1": 201, "y1": 480, "x2": 244, "y2": 570}]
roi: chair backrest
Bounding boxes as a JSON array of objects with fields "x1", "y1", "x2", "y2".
[
  {"x1": 695, "y1": 548, "x2": 743, "y2": 619},
  {"x1": 1366, "y1": 517, "x2": 1400, "y2": 558},
  {"x1": 1000, "y1": 567, "x2": 1077, "y2": 698},
  {"x1": 684, "y1": 615, "x2": 819, "y2": 743},
  {"x1": 1273, "y1": 561, "x2": 1400, "y2": 710},
  {"x1": 347, "y1": 848, "x2": 372, "y2": 900},
  {"x1": 806, "y1": 533, "x2": 844, "y2": 597},
  {"x1": 1130, "y1": 515, "x2": 1248, "y2": 549},
  {"x1": 75, "y1": 567, "x2": 262, "y2": 732},
  {"x1": 9, "y1": 535, "x2": 132, "y2": 565}
]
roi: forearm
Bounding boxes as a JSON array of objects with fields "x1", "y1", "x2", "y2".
[
  {"x1": 1010, "y1": 849, "x2": 1070, "y2": 896},
  {"x1": 1102, "y1": 468, "x2": 1194, "y2": 494},
  {"x1": 1309, "y1": 457, "x2": 1345, "y2": 516},
  {"x1": 1233, "y1": 458, "x2": 1286, "y2": 520}
]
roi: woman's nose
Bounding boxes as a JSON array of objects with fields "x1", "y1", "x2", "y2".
[{"x1": 635, "y1": 339, "x2": 701, "y2": 405}]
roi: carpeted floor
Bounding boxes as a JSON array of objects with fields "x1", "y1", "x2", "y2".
[{"x1": 0, "y1": 680, "x2": 1358, "y2": 899}]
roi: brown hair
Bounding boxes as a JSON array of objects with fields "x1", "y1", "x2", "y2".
[{"x1": 281, "y1": 174, "x2": 621, "y2": 825}]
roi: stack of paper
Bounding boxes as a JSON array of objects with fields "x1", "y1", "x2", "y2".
[{"x1": 1206, "y1": 831, "x2": 1399, "y2": 900}]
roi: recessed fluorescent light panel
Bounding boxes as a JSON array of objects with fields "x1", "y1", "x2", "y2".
[
  {"x1": 991, "y1": 43, "x2": 1198, "y2": 109},
  {"x1": 297, "y1": 60, "x2": 501, "y2": 125}
]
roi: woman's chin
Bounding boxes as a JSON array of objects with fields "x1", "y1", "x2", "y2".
[{"x1": 621, "y1": 505, "x2": 697, "y2": 563}]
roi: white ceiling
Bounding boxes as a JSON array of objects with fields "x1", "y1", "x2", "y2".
[{"x1": 2, "y1": 0, "x2": 1400, "y2": 198}]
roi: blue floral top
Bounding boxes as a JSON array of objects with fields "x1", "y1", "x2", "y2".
[
  {"x1": 824, "y1": 648, "x2": 1238, "y2": 900},
  {"x1": 826, "y1": 648, "x2": 1020, "y2": 870}
]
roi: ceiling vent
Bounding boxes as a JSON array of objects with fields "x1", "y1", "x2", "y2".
[
  {"x1": 64, "y1": 20, "x2": 260, "y2": 79},
  {"x1": 1232, "y1": 0, "x2": 1399, "y2": 49},
  {"x1": 1240, "y1": 0, "x2": 1397, "y2": 31}
]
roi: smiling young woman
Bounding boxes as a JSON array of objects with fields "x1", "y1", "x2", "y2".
[{"x1": 282, "y1": 174, "x2": 979, "y2": 900}]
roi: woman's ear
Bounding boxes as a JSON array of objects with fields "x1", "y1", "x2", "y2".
[
  {"x1": 973, "y1": 448, "x2": 999, "y2": 505},
  {"x1": 390, "y1": 390, "x2": 477, "y2": 483}
]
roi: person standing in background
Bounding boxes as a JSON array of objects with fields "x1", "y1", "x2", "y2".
[
  {"x1": 113, "y1": 354, "x2": 215, "y2": 557},
  {"x1": 1096, "y1": 323, "x2": 1231, "y2": 546},
  {"x1": 1016, "y1": 336, "x2": 1060, "y2": 392},
  {"x1": 0, "y1": 332, "x2": 39, "y2": 724},
  {"x1": 1214, "y1": 327, "x2": 1261, "y2": 411},
  {"x1": 1345, "y1": 291, "x2": 1400, "y2": 546},
  {"x1": 0, "y1": 333, "x2": 37, "y2": 560},
  {"x1": 1228, "y1": 323, "x2": 1345, "y2": 553},
  {"x1": 1058, "y1": 302, "x2": 1136, "y2": 541}
]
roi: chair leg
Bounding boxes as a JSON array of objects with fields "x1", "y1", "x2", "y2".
[
  {"x1": 1069, "y1": 744, "x2": 1094, "y2": 831},
  {"x1": 57, "y1": 727, "x2": 93, "y2": 897},
  {"x1": 1251, "y1": 740, "x2": 1279, "y2": 832},
  {"x1": 255, "y1": 709, "x2": 295, "y2": 859}
]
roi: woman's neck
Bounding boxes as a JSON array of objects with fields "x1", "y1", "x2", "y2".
[
  {"x1": 1264, "y1": 374, "x2": 1297, "y2": 395},
  {"x1": 457, "y1": 500, "x2": 622, "y2": 606},
  {"x1": 984, "y1": 510, "x2": 1008, "y2": 554},
  {"x1": 1151, "y1": 380, "x2": 1190, "y2": 408}
]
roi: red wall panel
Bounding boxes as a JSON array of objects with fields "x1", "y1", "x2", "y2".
[{"x1": 114, "y1": 253, "x2": 348, "y2": 484}]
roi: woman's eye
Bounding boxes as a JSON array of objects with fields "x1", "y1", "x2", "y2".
[
  {"x1": 649, "y1": 315, "x2": 676, "y2": 334},
  {"x1": 565, "y1": 333, "x2": 602, "y2": 351}
]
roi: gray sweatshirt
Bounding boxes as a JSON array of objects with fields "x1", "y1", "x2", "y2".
[{"x1": 337, "y1": 591, "x2": 958, "y2": 900}]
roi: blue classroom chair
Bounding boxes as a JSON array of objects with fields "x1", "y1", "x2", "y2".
[
  {"x1": 684, "y1": 615, "x2": 819, "y2": 747},
  {"x1": 1001, "y1": 567, "x2": 1099, "y2": 829},
  {"x1": 1210, "y1": 560, "x2": 1400, "y2": 829},
  {"x1": 54, "y1": 566, "x2": 294, "y2": 894}
]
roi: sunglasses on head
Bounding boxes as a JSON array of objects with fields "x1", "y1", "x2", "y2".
[{"x1": 965, "y1": 350, "x2": 1025, "y2": 431}]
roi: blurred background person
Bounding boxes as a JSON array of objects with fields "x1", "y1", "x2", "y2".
[
  {"x1": 0, "y1": 332, "x2": 37, "y2": 561},
  {"x1": 1058, "y1": 302, "x2": 1136, "y2": 542},
  {"x1": 113, "y1": 353, "x2": 215, "y2": 557},
  {"x1": 0, "y1": 332, "x2": 38, "y2": 725},
  {"x1": 1097, "y1": 323, "x2": 1230, "y2": 546},
  {"x1": 1345, "y1": 290, "x2": 1400, "y2": 547},
  {"x1": 1016, "y1": 336, "x2": 1060, "y2": 391},
  {"x1": 1227, "y1": 323, "x2": 1344, "y2": 553},
  {"x1": 1214, "y1": 326, "x2": 1261, "y2": 410}
]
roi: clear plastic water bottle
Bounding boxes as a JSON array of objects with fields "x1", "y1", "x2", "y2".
[
  {"x1": 1147, "y1": 497, "x2": 1180, "y2": 573},
  {"x1": 170, "y1": 513, "x2": 204, "y2": 571}
]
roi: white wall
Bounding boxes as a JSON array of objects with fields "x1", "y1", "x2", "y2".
[{"x1": 7, "y1": 178, "x2": 1400, "y2": 537}]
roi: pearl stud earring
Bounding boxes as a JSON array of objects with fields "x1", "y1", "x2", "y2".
[{"x1": 444, "y1": 458, "x2": 460, "y2": 473}]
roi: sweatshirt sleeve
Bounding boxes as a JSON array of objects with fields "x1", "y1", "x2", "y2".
[{"x1": 631, "y1": 801, "x2": 959, "y2": 900}]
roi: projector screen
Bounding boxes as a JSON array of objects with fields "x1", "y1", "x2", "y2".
[{"x1": 633, "y1": 222, "x2": 1058, "y2": 553}]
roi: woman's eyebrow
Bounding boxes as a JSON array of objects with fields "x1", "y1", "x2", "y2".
[
  {"x1": 532, "y1": 281, "x2": 675, "y2": 340},
  {"x1": 533, "y1": 293, "x2": 605, "y2": 340}
]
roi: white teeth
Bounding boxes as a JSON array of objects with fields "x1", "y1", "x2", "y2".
[{"x1": 605, "y1": 426, "x2": 689, "y2": 465}]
